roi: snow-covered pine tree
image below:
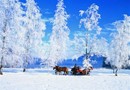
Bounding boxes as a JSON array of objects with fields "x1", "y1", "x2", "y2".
[
  {"x1": 5, "y1": 0, "x2": 26, "y2": 68},
  {"x1": 22, "y1": 0, "x2": 45, "y2": 72},
  {"x1": 0, "y1": 0, "x2": 24, "y2": 74},
  {"x1": 107, "y1": 15, "x2": 130, "y2": 76},
  {"x1": 48, "y1": 0, "x2": 70, "y2": 66},
  {"x1": 79, "y1": 3, "x2": 102, "y2": 68},
  {"x1": 12, "y1": 0, "x2": 26, "y2": 68}
]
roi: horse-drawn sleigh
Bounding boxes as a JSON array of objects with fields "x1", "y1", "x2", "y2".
[
  {"x1": 71, "y1": 64, "x2": 93, "y2": 75},
  {"x1": 53, "y1": 64, "x2": 93, "y2": 75}
]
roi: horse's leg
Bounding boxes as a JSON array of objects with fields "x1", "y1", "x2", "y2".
[
  {"x1": 65, "y1": 71, "x2": 68, "y2": 75},
  {"x1": 61, "y1": 71, "x2": 64, "y2": 75},
  {"x1": 65, "y1": 71, "x2": 67, "y2": 75},
  {"x1": 60, "y1": 71, "x2": 62, "y2": 75},
  {"x1": 55, "y1": 71, "x2": 57, "y2": 75},
  {"x1": 81, "y1": 70, "x2": 84, "y2": 75},
  {"x1": 86, "y1": 70, "x2": 90, "y2": 75},
  {"x1": 66, "y1": 71, "x2": 68, "y2": 75},
  {"x1": 63, "y1": 71, "x2": 65, "y2": 75},
  {"x1": 59, "y1": 71, "x2": 61, "y2": 75}
]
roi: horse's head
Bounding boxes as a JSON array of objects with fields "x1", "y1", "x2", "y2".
[
  {"x1": 88, "y1": 66, "x2": 93, "y2": 70},
  {"x1": 53, "y1": 66, "x2": 56, "y2": 70},
  {"x1": 53, "y1": 66, "x2": 59, "y2": 70}
]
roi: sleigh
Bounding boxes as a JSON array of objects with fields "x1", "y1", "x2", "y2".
[{"x1": 71, "y1": 66, "x2": 93, "y2": 75}]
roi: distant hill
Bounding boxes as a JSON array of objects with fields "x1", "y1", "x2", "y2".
[
  {"x1": 27, "y1": 55, "x2": 130, "y2": 69},
  {"x1": 27, "y1": 55, "x2": 106, "y2": 68}
]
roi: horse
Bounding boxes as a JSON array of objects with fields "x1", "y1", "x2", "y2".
[
  {"x1": 53, "y1": 66, "x2": 68, "y2": 75},
  {"x1": 81, "y1": 66, "x2": 93, "y2": 75}
]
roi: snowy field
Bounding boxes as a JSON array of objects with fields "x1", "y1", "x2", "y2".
[{"x1": 0, "y1": 68, "x2": 130, "y2": 90}]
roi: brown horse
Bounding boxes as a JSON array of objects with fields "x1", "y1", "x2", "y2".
[
  {"x1": 53, "y1": 66, "x2": 68, "y2": 75},
  {"x1": 81, "y1": 66, "x2": 93, "y2": 75}
]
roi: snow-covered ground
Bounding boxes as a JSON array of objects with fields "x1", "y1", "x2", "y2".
[{"x1": 0, "y1": 68, "x2": 130, "y2": 90}]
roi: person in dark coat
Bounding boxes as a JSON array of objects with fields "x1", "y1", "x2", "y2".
[{"x1": 71, "y1": 64, "x2": 77, "y2": 75}]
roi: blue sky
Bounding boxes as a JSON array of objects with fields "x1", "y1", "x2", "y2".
[{"x1": 21, "y1": 0, "x2": 130, "y2": 41}]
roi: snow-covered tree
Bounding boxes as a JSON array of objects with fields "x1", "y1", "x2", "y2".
[
  {"x1": 0, "y1": 0, "x2": 24, "y2": 74},
  {"x1": 79, "y1": 4, "x2": 101, "y2": 34},
  {"x1": 6, "y1": 0, "x2": 25, "y2": 68},
  {"x1": 12, "y1": 1, "x2": 27, "y2": 68},
  {"x1": 79, "y1": 3, "x2": 102, "y2": 68},
  {"x1": 89, "y1": 37, "x2": 109, "y2": 57},
  {"x1": 69, "y1": 32, "x2": 86, "y2": 60},
  {"x1": 107, "y1": 15, "x2": 130, "y2": 76},
  {"x1": 70, "y1": 32, "x2": 108, "y2": 68},
  {"x1": 83, "y1": 59, "x2": 92, "y2": 68},
  {"x1": 48, "y1": 0, "x2": 70, "y2": 66},
  {"x1": 22, "y1": 0, "x2": 45, "y2": 72}
]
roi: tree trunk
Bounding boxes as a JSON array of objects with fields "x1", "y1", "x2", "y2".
[
  {"x1": 86, "y1": 46, "x2": 88, "y2": 59},
  {"x1": 115, "y1": 69, "x2": 118, "y2": 76},
  {"x1": 0, "y1": 20, "x2": 7, "y2": 75},
  {"x1": 23, "y1": 57, "x2": 28, "y2": 72},
  {"x1": 86, "y1": 39, "x2": 89, "y2": 59},
  {"x1": 23, "y1": 68, "x2": 26, "y2": 72},
  {"x1": 113, "y1": 69, "x2": 114, "y2": 73},
  {"x1": 86, "y1": 33, "x2": 88, "y2": 60},
  {"x1": 0, "y1": 69, "x2": 3, "y2": 75},
  {"x1": 23, "y1": 31, "x2": 30, "y2": 72},
  {"x1": 0, "y1": 65, "x2": 3, "y2": 75}
]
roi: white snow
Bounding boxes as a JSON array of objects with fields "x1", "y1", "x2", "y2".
[{"x1": 0, "y1": 68, "x2": 130, "y2": 90}]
